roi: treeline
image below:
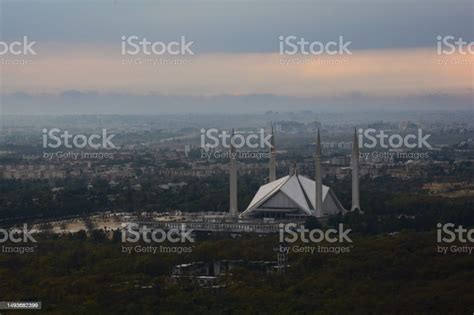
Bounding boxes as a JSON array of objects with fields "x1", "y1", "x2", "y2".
[
  {"x1": 1, "y1": 173, "x2": 473, "y2": 233},
  {"x1": 0, "y1": 231, "x2": 473, "y2": 314},
  {"x1": 0, "y1": 175, "x2": 259, "y2": 223}
]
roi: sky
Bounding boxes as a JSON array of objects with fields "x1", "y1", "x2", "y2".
[{"x1": 0, "y1": 0, "x2": 473, "y2": 114}]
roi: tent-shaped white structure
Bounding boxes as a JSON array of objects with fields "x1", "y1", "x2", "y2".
[{"x1": 240, "y1": 174, "x2": 346, "y2": 219}]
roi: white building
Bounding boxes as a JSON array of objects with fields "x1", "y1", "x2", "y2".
[
  {"x1": 240, "y1": 173, "x2": 346, "y2": 219},
  {"x1": 230, "y1": 126, "x2": 361, "y2": 220}
]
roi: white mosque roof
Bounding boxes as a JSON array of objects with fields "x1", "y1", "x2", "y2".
[{"x1": 243, "y1": 174, "x2": 339, "y2": 217}]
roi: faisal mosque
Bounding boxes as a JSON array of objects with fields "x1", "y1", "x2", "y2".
[
  {"x1": 229, "y1": 127, "x2": 361, "y2": 220},
  {"x1": 135, "y1": 126, "x2": 361, "y2": 234}
]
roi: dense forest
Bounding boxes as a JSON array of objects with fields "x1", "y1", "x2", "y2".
[{"x1": 0, "y1": 231, "x2": 473, "y2": 314}]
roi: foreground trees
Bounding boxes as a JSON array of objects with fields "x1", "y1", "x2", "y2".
[{"x1": 0, "y1": 231, "x2": 473, "y2": 314}]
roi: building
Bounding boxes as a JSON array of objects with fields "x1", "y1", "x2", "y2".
[
  {"x1": 239, "y1": 172, "x2": 346, "y2": 219},
  {"x1": 230, "y1": 127, "x2": 361, "y2": 220}
]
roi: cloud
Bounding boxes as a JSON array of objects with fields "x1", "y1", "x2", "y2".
[
  {"x1": 0, "y1": 0, "x2": 472, "y2": 52},
  {"x1": 1, "y1": 47, "x2": 472, "y2": 99},
  {"x1": 0, "y1": 1, "x2": 471, "y2": 114}
]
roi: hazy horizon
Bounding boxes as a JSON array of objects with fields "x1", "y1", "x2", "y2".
[{"x1": 1, "y1": 0, "x2": 472, "y2": 115}]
